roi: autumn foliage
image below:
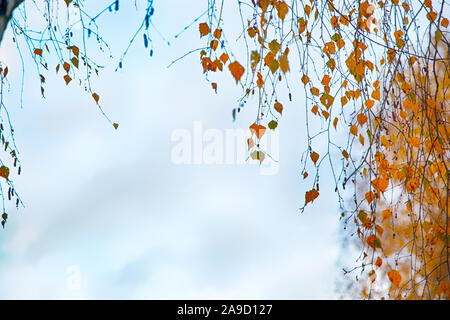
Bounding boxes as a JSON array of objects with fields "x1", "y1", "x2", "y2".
[
  {"x1": 0, "y1": 0, "x2": 448, "y2": 299},
  {"x1": 197, "y1": 0, "x2": 449, "y2": 299}
]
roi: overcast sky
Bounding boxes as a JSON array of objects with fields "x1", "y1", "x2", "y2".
[{"x1": 0, "y1": 0, "x2": 350, "y2": 299}]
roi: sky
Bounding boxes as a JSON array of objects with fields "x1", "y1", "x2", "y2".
[{"x1": 0, "y1": 0, "x2": 351, "y2": 299}]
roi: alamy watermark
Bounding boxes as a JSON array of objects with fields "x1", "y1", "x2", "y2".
[
  {"x1": 171, "y1": 121, "x2": 279, "y2": 175},
  {"x1": 66, "y1": 265, "x2": 81, "y2": 290}
]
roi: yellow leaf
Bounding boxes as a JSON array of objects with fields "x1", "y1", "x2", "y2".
[{"x1": 394, "y1": 30, "x2": 403, "y2": 41}]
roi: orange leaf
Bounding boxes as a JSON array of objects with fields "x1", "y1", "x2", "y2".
[
  {"x1": 321, "y1": 74, "x2": 331, "y2": 86},
  {"x1": 63, "y1": 75, "x2": 72, "y2": 85},
  {"x1": 213, "y1": 29, "x2": 222, "y2": 39},
  {"x1": 257, "y1": 72, "x2": 264, "y2": 89},
  {"x1": 305, "y1": 188, "x2": 319, "y2": 205},
  {"x1": 342, "y1": 150, "x2": 349, "y2": 160},
  {"x1": 365, "y1": 99, "x2": 375, "y2": 109},
  {"x1": 366, "y1": 234, "x2": 382, "y2": 249},
  {"x1": 388, "y1": 270, "x2": 401, "y2": 286},
  {"x1": 382, "y1": 209, "x2": 392, "y2": 221},
  {"x1": 249, "y1": 123, "x2": 266, "y2": 140},
  {"x1": 247, "y1": 138, "x2": 255, "y2": 150},
  {"x1": 341, "y1": 96, "x2": 348, "y2": 107},
  {"x1": 0, "y1": 166, "x2": 9, "y2": 179},
  {"x1": 92, "y1": 93, "x2": 100, "y2": 104},
  {"x1": 34, "y1": 48, "x2": 43, "y2": 56},
  {"x1": 365, "y1": 191, "x2": 375, "y2": 203},
  {"x1": 276, "y1": 1, "x2": 289, "y2": 20},
  {"x1": 229, "y1": 61, "x2": 245, "y2": 83},
  {"x1": 330, "y1": 16, "x2": 339, "y2": 28},
  {"x1": 301, "y1": 74, "x2": 310, "y2": 85},
  {"x1": 199, "y1": 23, "x2": 210, "y2": 37},
  {"x1": 371, "y1": 177, "x2": 389, "y2": 193},
  {"x1": 279, "y1": 55, "x2": 290, "y2": 73},
  {"x1": 371, "y1": 88, "x2": 380, "y2": 101},
  {"x1": 274, "y1": 101, "x2": 283, "y2": 114},
  {"x1": 375, "y1": 257, "x2": 383, "y2": 267},
  {"x1": 63, "y1": 62, "x2": 70, "y2": 73},
  {"x1": 210, "y1": 39, "x2": 219, "y2": 51},
  {"x1": 350, "y1": 125, "x2": 358, "y2": 136},
  {"x1": 357, "y1": 113, "x2": 368, "y2": 126},
  {"x1": 219, "y1": 53, "x2": 229, "y2": 64},
  {"x1": 441, "y1": 18, "x2": 449, "y2": 28},
  {"x1": 310, "y1": 151, "x2": 319, "y2": 165}
]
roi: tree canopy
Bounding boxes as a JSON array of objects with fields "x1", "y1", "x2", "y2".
[{"x1": 0, "y1": 0, "x2": 448, "y2": 299}]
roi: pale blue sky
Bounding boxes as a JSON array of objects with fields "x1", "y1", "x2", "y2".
[{"x1": 0, "y1": 0, "x2": 348, "y2": 299}]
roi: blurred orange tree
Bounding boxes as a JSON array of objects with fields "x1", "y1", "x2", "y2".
[
  {"x1": 0, "y1": 0, "x2": 448, "y2": 299},
  {"x1": 195, "y1": 0, "x2": 449, "y2": 299}
]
